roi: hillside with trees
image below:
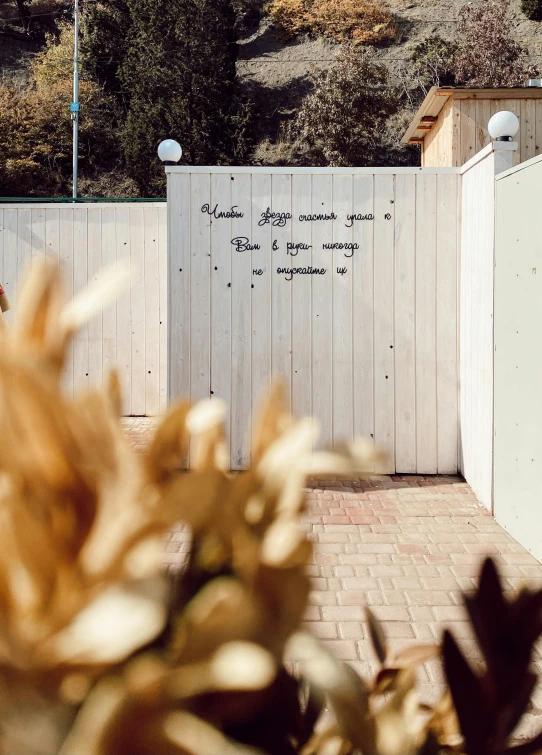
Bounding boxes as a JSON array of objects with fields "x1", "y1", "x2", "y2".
[{"x1": 1, "y1": 0, "x2": 542, "y2": 196}]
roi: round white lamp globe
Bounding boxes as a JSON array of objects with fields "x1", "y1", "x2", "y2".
[
  {"x1": 158, "y1": 139, "x2": 183, "y2": 164},
  {"x1": 487, "y1": 111, "x2": 519, "y2": 142}
]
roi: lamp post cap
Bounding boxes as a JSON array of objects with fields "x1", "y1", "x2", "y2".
[
  {"x1": 488, "y1": 111, "x2": 519, "y2": 141},
  {"x1": 158, "y1": 139, "x2": 183, "y2": 164}
]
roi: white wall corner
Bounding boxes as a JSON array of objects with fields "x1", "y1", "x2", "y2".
[{"x1": 493, "y1": 142, "x2": 518, "y2": 175}]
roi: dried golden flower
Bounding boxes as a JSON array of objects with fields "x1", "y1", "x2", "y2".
[{"x1": 1, "y1": 261, "x2": 540, "y2": 755}]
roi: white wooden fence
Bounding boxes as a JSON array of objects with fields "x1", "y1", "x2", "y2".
[
  {"x1": 167, "y1": 167, "x2": 461, "y2": 473},
  {"x1": 458, "y1": 143, "x2": 516, "y2": 510},
  {"x1": 0, "y1": 203, "x2": 167, "y2": 416},
  {"x1": 494, "y1": 152, "x2": 542, "y2": 561}
]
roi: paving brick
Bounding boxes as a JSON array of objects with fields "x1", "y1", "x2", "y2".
[
  {"x1": 342, "y1": 577, "x2": 379, "y2": 590},
  {"x1": 337, "y1": 591, "x2": 369, "y2": 606},
  {"x1": 392, "y1": 577, "x2": 423, "y2": 589},
  {"x1": 334, "y1": 565, "x2": 355, "y2": 577},
  {"x1": 406, "y1": 591, "x2": 454, "y2": 606},
  {"x1": 322, "y1": 605, "x2": 365, "y2": 621},
  {"x1": 368, "y1": 565, "x2": 404, "y2": 577},
  {"x1": 381, "y1": 590, "x2": 409, "y2": 605},
  {"x1": 371, "y1": 606, "x2": 411, "y2": 622},
  {"x1": 420, "y1": 577, "x2": 460, "y2": 590},
  {"x1": 308, "y1": 591, "x2": 337, "y2": 606},
  {"x1": 338, "y1": 622, "x2": 366, "y2": 640},
  {"x1": 432, "y1": 605, "x2": 467, "y2": 621},
  {"x1": 302, "y1": 621, "x2": 338, "y2": 639},
  {"x1": 397, "y1": 544, "x2": 429, "y2": 554},
  {"x1": 318, "y1": 533, "x2": 350, "y2": 543}
]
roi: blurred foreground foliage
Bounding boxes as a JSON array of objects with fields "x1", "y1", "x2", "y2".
[{"x1": 0, "y1": 261, "x2": 541, "y2": 754}]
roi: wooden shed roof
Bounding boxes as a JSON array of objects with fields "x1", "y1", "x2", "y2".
[{"x1": 401, "y1": 86, "x2": 542, "y2": 145}]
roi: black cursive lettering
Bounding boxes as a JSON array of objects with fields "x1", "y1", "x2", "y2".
[
  {"x1": 287, "y1": 241, "x2": 312, "y2": 256},
  {"x1": 322, "y1": 241, "x2": 360, "y2": 258},
  {"x1": 337, "y1": 267, "x2": 347, "y2": 275},
  {"x1": 231, "y1": 237, "x2": 261, "y2": 253},
  {"x1": 259, "y1": 208, "x2": 292, "y2": 227},
  {"x1": 201, "y1": 203, "x2": 244, "y2": 219},
  {"x1": 345, "y1": 213, "x2": 374, "y2": 227},
  {"x1": 299, "y1": 212, "x2": 337, "y2": 222},
  {"x1": 277, "y1": 266, "x2": 327, "y2": 282}
]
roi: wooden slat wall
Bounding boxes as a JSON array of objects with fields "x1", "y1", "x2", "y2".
[
  {"x1": 0, "y1": 203, "x2": 167, "y2": 416},
  {"x1": 423, "y1": 97, "x2": 542, "y2": 167},
  {"x1": 459, "y1": 152, "x2": 496, "y2": 510},
  {"x1": 168, "y1": 170, "x2": 460, "y2": 472}
]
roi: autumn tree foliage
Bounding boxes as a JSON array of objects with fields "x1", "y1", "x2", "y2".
[
  {"x1": 0, "y1": 25, "x2": 123, "y2": 197},
  {"x1": 454, "y1": 0, "x2": 538, "y2": 87},
  {"x1": 289, "y1": 45, "x2": 398, "y2": 167}
]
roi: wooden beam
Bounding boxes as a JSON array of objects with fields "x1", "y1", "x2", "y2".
[
  {"x1": 418, "y1": 125, "x2": 433, "y2": 131},
  {"x1": 409, "y1": 137, "x2": 425, "y2": 143},
  {"x1": 450, "y1": 88, "x2": 542, "y2": 100},
  {"x1": 420, "y1": 116, "x2": 438, "y2": 123}
]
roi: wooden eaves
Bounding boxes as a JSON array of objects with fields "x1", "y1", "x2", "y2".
[{"x1": 401, "y1": 86, "x2": 542, "y2": 145}]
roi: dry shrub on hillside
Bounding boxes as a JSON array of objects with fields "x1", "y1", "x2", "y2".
[
  {"x1": 454, "y1": 0, "x2": 538, "y2": 86},
  {"x1": 268, "y1": 0, "x2": 397, "y2": 44},
  {"x1": 288, "y1": 45, "x2": 399, "y2": 166}
]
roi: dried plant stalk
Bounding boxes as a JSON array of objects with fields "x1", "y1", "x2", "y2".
[{"x1": 0, "y1": 261, "x2": 541, "y2": 755}]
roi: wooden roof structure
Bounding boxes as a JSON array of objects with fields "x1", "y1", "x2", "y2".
[{"x1": 401, "y1": 86, "x2": 542, "y2": 145}]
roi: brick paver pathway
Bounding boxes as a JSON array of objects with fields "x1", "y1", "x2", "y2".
[{"x1": 125, "y1": 419, "x2": 542, "y2": 738}]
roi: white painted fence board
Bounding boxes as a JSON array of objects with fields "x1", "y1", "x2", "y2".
[
  {"x1": 291, "y1": 174, "x2": 313, "y2": 421},
  {"x1": 210, "y1": 173, "x2": 232, "y2": 439},
  {"x1": 311, "y1": 174, "x2": 333, "y2": 450},
  {"x1": 394, "y1": 174, "x2": 417, "y2": 473},
  {"x1": 190, "y1": 175, "x2": 211, "y2": 403},
  {"x1": 231, "y1": 174, "x2": 252, "y2": 469},
  {"x1": 251, "y1": 174, "x2": 272, "y2": 425},
  {"x1": 31, "y1": 208, "x2": 46, "y2": 265},
  {"x1": 415, "y1": 175, "x2": 438, "y2": 473},
  {"x1": 45, "y1": 208, "x2": 60, "y2": 265},
  {"x1": 101, "y1": 207, "x2": 117, "y2": 383},
  {"x1": 130, "y1": 208, "x2": 146, "y2": 416},
  {"x1": 436, "y1": 174, "x2": 459, "y2": 473},
  {"x1": 332, "y1": 175, "x2": 353, "y2": 446},
  {"x1": 373, "y1": 175, "x2": 395, "y2": 473},
  {"x1": 3, "y1": 209, "x2": 18, "y2": 320},
  {"x1": 88, "y1": 208, "x2": 103, "y2": 389},
  {"x1": 168, "y1": 177, "x2": 190, "y2": 404},
  {"x1": 17, "y1": 209, "x2": 32, "y2": 306},
  {"x1": 271, "y1": 174, "x2": 292, "y2": 411},
  {"x1": 73, "y1": 208, "x2": 89, "y2": 395},
  {"x1": 144, "y1": 207, "x2": 160, "y2": 416},
  {"x1": 458, "y1": 148, "x2": 504, "y2": 510},
  {"x1": 59, "y1": 209, "x2": 74, "y2": 396},
  {"x1": 0, "y1": 211, "x2": 3, "y2": 303},
  {"x1": 158, "y1": 209, "x2": 168, "y2": 413},
  {"x1": 352, "y1": 176, "x2": 375, "y2": 467},
  {"x1": 115, "y1": 206, "x2": 132, "y2": 414}
]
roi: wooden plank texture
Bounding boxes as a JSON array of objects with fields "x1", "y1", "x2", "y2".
[
  {"x1": 231, "y1": 174, "x2": 252, "y2": 468},
  {"x1": 415, "y1": 175, "x2": 438, "y2": 473},
  {"x1": 394, "y1": 174, "x2": 416, "y2": 472},
  {"x1": 373, "y1": 175, "x2": 395, "y2": 473}
]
